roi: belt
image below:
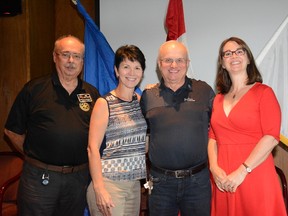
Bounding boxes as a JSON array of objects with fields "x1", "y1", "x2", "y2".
[
  {"x1": 151, "y1": 162, "x2": 207, "y2": 178},
  {"x1": 25, "y1": 156, "x2": 88, "y2": 174}
]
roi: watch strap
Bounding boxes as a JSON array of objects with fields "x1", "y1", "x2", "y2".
[{"x1": 242, "y1": 162, "x2": 252, "y2": 173}]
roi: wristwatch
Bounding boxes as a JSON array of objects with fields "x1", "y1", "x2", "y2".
[{"x1": 243, "y1": 163, "x2": 252, "y2": 173}]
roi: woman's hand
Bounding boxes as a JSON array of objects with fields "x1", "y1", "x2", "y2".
[
  {"x1": 210, "y1": 165, "x2": 228, "y2": 192},
  {"x1": 222, "y1": 165, "x2": 248, "y2": 193},
  {"x1": 95, "y1": 188, "x2": 115, "y2": 216}
]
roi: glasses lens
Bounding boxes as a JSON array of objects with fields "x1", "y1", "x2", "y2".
[
  {"x1": 162, "y1": 58, "x2": 186, "y2": 65},
  {"x1": 163, "y1": 58, "x2": 173, "y2": 64},
  {"x1": 57, "y1": 52, "x2": 83, "y2": 61},
  {"x1": 61, "y1": 53, "x2": 70, "y2": 59},
  {"x1": 223, "y1": 51, "x2": 232, "y2": 58},
  {"x1": 235, "y1": 49, "x2": 245, "y2": 56},
  {"x1": 175, "y1": 58, "x2": 186, "y2": 64}
]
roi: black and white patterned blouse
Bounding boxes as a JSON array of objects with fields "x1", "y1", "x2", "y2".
[{"x1": 101, "y1": 92, "x2": 147, "y2": 181}]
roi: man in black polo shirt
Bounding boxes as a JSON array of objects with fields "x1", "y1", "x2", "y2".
[
  {"x1": 4, "y1": 35, "x2": 100, "y2": 216},
  {"x1": 140, "y1": 40, "x2": 215, "y2": 216}
]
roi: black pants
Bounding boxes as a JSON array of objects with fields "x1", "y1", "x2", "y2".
[{"x1": 18, "y1": 162, "x2": 89, "y2": 216}]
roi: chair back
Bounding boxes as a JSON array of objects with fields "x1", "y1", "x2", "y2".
[
  {"x1": 275, "y1": 166, "x2": 288, "y2": 214},
  {"x1": 0, "y1": 152, "x2": 24, "y2": 216}
]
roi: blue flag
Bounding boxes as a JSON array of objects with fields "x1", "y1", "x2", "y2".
[
  {"x1": 76, "y1": 1, "x2": 117, "y2": 95},
  {"x1": 76, "y1": 3, "x2": 117, "y2": 216}
]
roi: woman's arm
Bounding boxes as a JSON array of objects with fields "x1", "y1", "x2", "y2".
[
  {"x1": 240, "y1": 135, "x2": 278, "y2": 172},
  {"x1": 208, "y1": 138, "x2": 226, "y2": 192},
  {"x1": 225, "y1": 135, "x2": 278, "y2": 193},
  {"x1": 87, "y1": 98, "x2": 114, "y2": 215}
]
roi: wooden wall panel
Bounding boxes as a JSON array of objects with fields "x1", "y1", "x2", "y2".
[
  {"x1": 0, "y1": 0, "x2": 29, "y2": 151},
  {"x1": 0, "y1": 0, "x2": 95, "y2": 151},
  {"x1": 55, "y1": 0, "x2": 95, "y2": 41},
  {"x1": 29, "y1": 0, "x2": 55, "y2": 80}
]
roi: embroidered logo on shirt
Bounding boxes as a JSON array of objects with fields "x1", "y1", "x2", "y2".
[
  {"x1": 77, "y1": 93, "x2": 92, "y2": 103},
  {"x1": 79, "y1": 102, "x2": 90, "y2": 112}
]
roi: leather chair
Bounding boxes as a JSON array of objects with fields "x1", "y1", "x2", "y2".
[
  {"x1": 275, "y1": 166, "x2": 288, "y2": 214},
  {"x1": 0, "y1": 152, "x2": 24, "y2": 216}
]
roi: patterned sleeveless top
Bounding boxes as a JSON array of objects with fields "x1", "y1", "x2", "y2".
[{"x1": 101, "y1": 92, "x2": 147, "y2": 181}]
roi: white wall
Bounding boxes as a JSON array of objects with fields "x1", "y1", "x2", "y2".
[{"x1": 100, "y1": 0, "x2": 288, "y2": 90}]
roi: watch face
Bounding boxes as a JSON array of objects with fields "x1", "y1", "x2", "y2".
[{"x1": 243, "y1": 163, "x2": 252, "y2": 173}]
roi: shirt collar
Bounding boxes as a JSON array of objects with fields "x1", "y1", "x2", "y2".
[
  {"x1": 51, "y1": 72, "x2": 83, "y2": 93},
  {"x1": 159, "y1": 76, "x2": 192, "y2": 93}
]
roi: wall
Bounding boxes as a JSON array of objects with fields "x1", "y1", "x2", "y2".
[
  {"x1": 0, "y1": 0, "x2": 95, "y2": 151},
  {"x1": 100, "y1": 0, "x2": 288, "y2": 89},
  {"x1": 100, "y1": 0, "x2": 288, "y2": 179}
]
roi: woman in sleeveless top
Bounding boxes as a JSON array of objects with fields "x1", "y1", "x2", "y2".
[{"x1": 87, "y1": 45, "x2": 147, "y2": 216}]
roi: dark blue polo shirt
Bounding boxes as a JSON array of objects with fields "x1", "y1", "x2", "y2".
[
  {"x1": 5, "y1": 72, "x2": 100, "y2": 166},
  {"x1": 140, "y1": 77, "x2": 215, "y2": 170}
]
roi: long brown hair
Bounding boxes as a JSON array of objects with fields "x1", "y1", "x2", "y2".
[{"x1": 216, "y1": 37, "x2": 262, "y2": 94}]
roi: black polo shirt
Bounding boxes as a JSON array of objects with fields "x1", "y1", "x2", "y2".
[
  {"x1": 5, "y1": 72, "x2": 100, "y2": 166},
  {"x1": 140, "y1": 77, "x2": 215, "y2": 170}
]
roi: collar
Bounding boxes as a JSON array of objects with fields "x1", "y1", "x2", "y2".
[
  {"x1": 51, "y1": 72, "x2": 84, "y2": 93},
  {"x1": 159, "y1": 76, "x2": 192, "y2": 93}
]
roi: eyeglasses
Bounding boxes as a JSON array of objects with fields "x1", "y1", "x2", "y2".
[
  {"x1": 161, "y1": 58, "x2": 188, "y2": 66},
  {"x1": 222, "y1": 48, "x2": 246, "y2": 58},
  {"x1": 55, "y1": 52, "x2": 83, "y2": 61}
]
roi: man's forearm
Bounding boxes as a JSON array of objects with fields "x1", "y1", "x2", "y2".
[{"x1": 4, "y1": 128, "x2": 25, "y2": 154}]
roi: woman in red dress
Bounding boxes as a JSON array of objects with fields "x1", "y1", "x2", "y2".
[{"x1": 208, "y1": 37, "x2": 286, "y2": 216}]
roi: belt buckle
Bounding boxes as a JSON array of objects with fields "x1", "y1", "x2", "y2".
[{"x1": 175, "y1": 170, "x2": 185, "y2": 178}]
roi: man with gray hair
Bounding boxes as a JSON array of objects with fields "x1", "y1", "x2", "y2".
[{"x1": 4, "y1": 35, "x2": 100, "y2": 216}]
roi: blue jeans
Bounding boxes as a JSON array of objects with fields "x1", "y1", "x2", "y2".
[
  {"x1": 148, "y1": 167, "x2": 211, "y2": 216},
  {"x1": 18, "y1": 162, "x2": 89, "y2": 216}
]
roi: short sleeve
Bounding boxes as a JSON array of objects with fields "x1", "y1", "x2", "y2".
[
  {"x1": 209, "y1": 125, "x2": 216, "y2": 140},
  {"x1": 5, "y1": 85, "x2": 29, "y2": 135},
  {"x1": 260, "y1": 87, "x2": 281, "y2": 141}
]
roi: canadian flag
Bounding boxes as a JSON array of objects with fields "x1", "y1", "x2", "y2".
[{"x1": 165, "y1": 0, "x2": 194, "y2": 78}]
